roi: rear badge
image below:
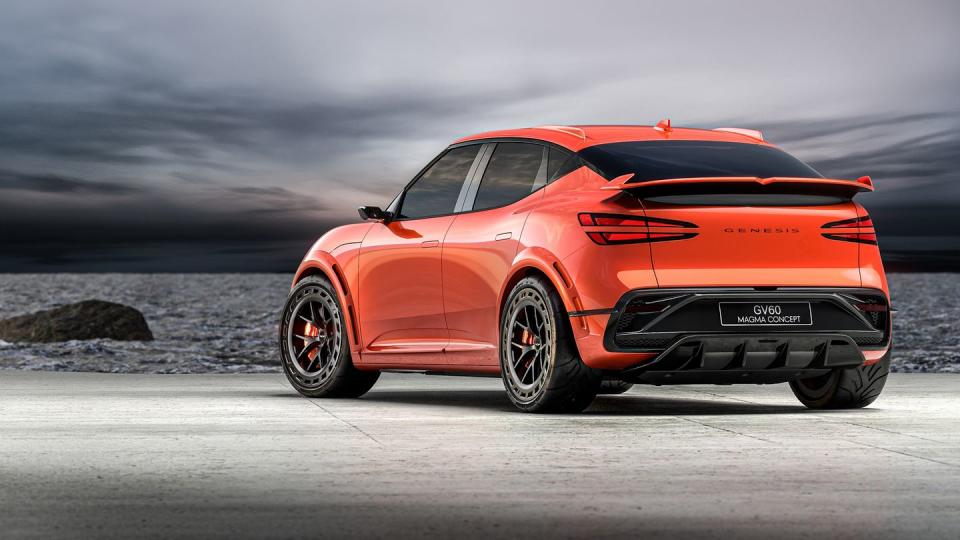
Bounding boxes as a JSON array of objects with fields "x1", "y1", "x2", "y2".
[{"x1": 719, "y1": 302, "x2": 813, "y2": 326}]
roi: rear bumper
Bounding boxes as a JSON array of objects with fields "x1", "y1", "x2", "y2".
[{"x1": 571, "y1": 287, "x2": 891, "y2": 378}]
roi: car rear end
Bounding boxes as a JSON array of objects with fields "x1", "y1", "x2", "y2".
[{"x1": 548, "y1": 132, "x2": 891, "y2": 386}]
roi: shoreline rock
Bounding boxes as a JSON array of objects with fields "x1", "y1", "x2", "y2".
[{"x1": 0, "y1": 300, "x2": 154, "y2": 342}]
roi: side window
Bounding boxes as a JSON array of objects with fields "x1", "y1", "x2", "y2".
[
  {"x1": 399, "y1": 145, "x2": 479, "y2": 219},
  {"x1": 472, "y1": 143, "x2": 544, "y2": 211},
  {"x1": 547, "y1": 147, "x2": 576, "y2": 182}
]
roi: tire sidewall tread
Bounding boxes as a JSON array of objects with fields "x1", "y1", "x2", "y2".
[{"x1": 790, "y1": 352, "x2": 890, "y2": 409}]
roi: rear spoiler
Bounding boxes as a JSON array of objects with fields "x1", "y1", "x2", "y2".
[{"x1": 601, "y1": 174, "x2": 874, "y2": 197}]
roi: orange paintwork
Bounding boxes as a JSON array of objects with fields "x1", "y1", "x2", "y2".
[
  {"x1": 293, "y1": 125, "x2": 891, "y2": 374},
  {"x1": 453, "y1": 125, "x2": 776, "y2": 150},
  {"x1": 357, "y1": 216, "x2": 455, "y2": 366},
  {"x1": 644, "y1": 201, "x2": 863, "y2": 288},
  {"x1": 441, "y1": 191, "x2": 545, "y2": 367}
]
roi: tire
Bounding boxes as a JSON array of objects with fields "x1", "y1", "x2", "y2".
[
  {"x1": 499, "y1": 276, "x2": 601, "y2": 413},
  {"x1": 789, "y1": 352, "x2": 890, "y2": 409},
  {"x1": 598, "y1": 380, "x2": 634, "y2": 395},
  {"x1": 279, "y1": 276, "x2": 379, "y2": 398}
]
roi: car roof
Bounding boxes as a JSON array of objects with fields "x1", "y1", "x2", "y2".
[{"x1": 453, "y1": 124, "x2": 773, "y2": 152}]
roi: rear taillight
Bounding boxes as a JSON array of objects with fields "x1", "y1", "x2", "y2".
[
  {"x1": 854, "y1": 302, "x2": 886, "y2": 312},
  {"x1": 821, "y1": 215, "x2": 877, "y2": 245},
  {"x1": 578, "y1": 213, "x2": 698, "y2": 245},
  {"x1": 844, "y1": 293, "x2": 890, "y2": 332}
]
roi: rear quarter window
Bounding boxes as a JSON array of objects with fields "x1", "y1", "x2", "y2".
[
  {"x1": 471, "y1": 142, "x2": 544, "y2": 211},
  {"x1": 546, "y1": 147, "x2": 575, "y2": 181}
]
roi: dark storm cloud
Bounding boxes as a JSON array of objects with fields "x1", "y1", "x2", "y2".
[
  {"x1": 755, "y1": 112, "x2": 960, "y2": 183},
  {"x1": 0, "y1": 88, "x2": 480, "y2": 167},
  {"x1": 0, "y1": 0, "x2": 957, "y2": 271},
  {"x1": 0, "y1": 179, "x2": 334, "y2": 246},
  {"x1": 747, "y1": 112, "x2": 960, "y2": 245},
  {"x1": 810, "y1": 131, "x2": 960, "y2": 182},
  {"x1": 752, "y1": 113, "x2": 950, "y2": 146},
  {"x1": 225, "y1": 186, "x2": 330, "y2": 214},
  {"x1": 0, "y1": 169, "x2": 137, "y2": 194},
  {"x1": 0, "y1": 19, "x2": 558, "y2": 175},
  {"x1": 229, "y1": 186, "x2": 305, "y2": 197}
]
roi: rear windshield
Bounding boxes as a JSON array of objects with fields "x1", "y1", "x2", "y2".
[{"x1": 578, "y1": 140, "x2": 824, "y2": 182}]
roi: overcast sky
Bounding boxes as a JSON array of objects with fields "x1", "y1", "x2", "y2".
[{"x1": 1, "y1": 0, "x2": 958, "y2": 271}]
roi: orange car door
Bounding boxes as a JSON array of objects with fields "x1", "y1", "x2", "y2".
[
  {"x1": 357, "y1": 144, "x2": 481, "y2": 367},
  {"x1": 441, "y1": 142, "x2": 551, "y2": 366}
]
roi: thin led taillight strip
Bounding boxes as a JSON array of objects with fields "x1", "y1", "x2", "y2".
[
  {"x1": 822, "y1": 215, "x2": 874, "y2": 229},
  {"x1": 821, "y1": 215, "x2": 877, "y2": 245},
  {"x1": 578, "y1": 213, "x2": 698, "y2": 245}
]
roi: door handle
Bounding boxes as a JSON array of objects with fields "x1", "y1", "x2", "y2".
[
  {"x1": 495, "y1": 232, "x2": 512, "y2": 241},
  {"x1": 421, "y1": 240, "x2": 439, "y2": 248}
]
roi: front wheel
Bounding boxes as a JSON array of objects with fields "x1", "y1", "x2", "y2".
[
  {"x1": 499, "y1": 276, "x2": 601, "y2": 413},
  {"x1": 279, "y1": 276, "x2": 379, "y2": 398},
  {"x1": 789, "y1": 352, "x2": 890, "y2": 409}
]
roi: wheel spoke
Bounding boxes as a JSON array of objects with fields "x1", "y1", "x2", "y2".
[
  {"x1": 512, "y1": 346, "x2": 533, "y2": 370},
  {"x1": 295, "y1": 340, "x2": 319, "y2": 365},
  {"x1": 514, "y1": 319, "x2": 532, "y2": 334},
  {"x1": 287, "y1": 293, "x2": 344, "y2": 381},
  {"x1": 528, "y1": 352, "x2": 536, "y2": 383},
  {"x1": 536, "y1": 348, "x2": 547, "y2": 378},
  {"x1": 309, "y1": 344, "x2": 326, "y2": 371},
  {"x1": 518, "y1": 357, "x2": 530, "y2": 383},
  {"x1": 322, "y1": 338, "x2": 334, "y2": 360}
]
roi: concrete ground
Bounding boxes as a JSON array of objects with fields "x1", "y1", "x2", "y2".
[{"x1": 0, "y1": 372, "x2": 958, "y2": 539}]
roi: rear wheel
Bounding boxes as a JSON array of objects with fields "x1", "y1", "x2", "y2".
[
  {"x1": 279, "y1": 276, "x2": 379, "y2": 398},
  {"x1": 500, "y1": 276, "x2": 601, "y2": 413},
  {"x1": 789, "y1": 352, "x2": 890, "y2": 409}
]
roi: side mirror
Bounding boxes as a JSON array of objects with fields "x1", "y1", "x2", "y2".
[{"x1": 358, "y1": 205, "x2": 392, "y2": 222}]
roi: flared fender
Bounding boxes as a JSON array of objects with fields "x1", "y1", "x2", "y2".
[
  {"x1": 503, "y1": 247, "x2": 584, "y2": 317},
  {"x1": 292, "y1": 244, "x2": 363, "y2": 353}
]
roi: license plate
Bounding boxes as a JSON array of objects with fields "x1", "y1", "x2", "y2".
[{"x1": 719, "y1": 302, "x2": 812, "y2": 327}]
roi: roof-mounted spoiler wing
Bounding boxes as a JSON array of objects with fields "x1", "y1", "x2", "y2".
[{"x1": 601, "y1": 174, "x2": 874, "y2": 196}]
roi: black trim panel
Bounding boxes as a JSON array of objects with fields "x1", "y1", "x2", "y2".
[
  {"x1": 568, "y1": 308, "x2": 615, "y2": 317},
  {"x1": 603, "y1": 287, "x2": 890, "y2": 353}
]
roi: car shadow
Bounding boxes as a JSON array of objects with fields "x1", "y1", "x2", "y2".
[
  {"x1": 586, "y1": 393, "x2": 804, "y2": 416},
  {"x1": 347, "y1": 389, "x2": 812, "y2": 416}
]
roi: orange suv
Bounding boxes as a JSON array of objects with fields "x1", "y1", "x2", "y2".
[{"x1": 279, "y1": 122, "x2": 891, "y2": 412}]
